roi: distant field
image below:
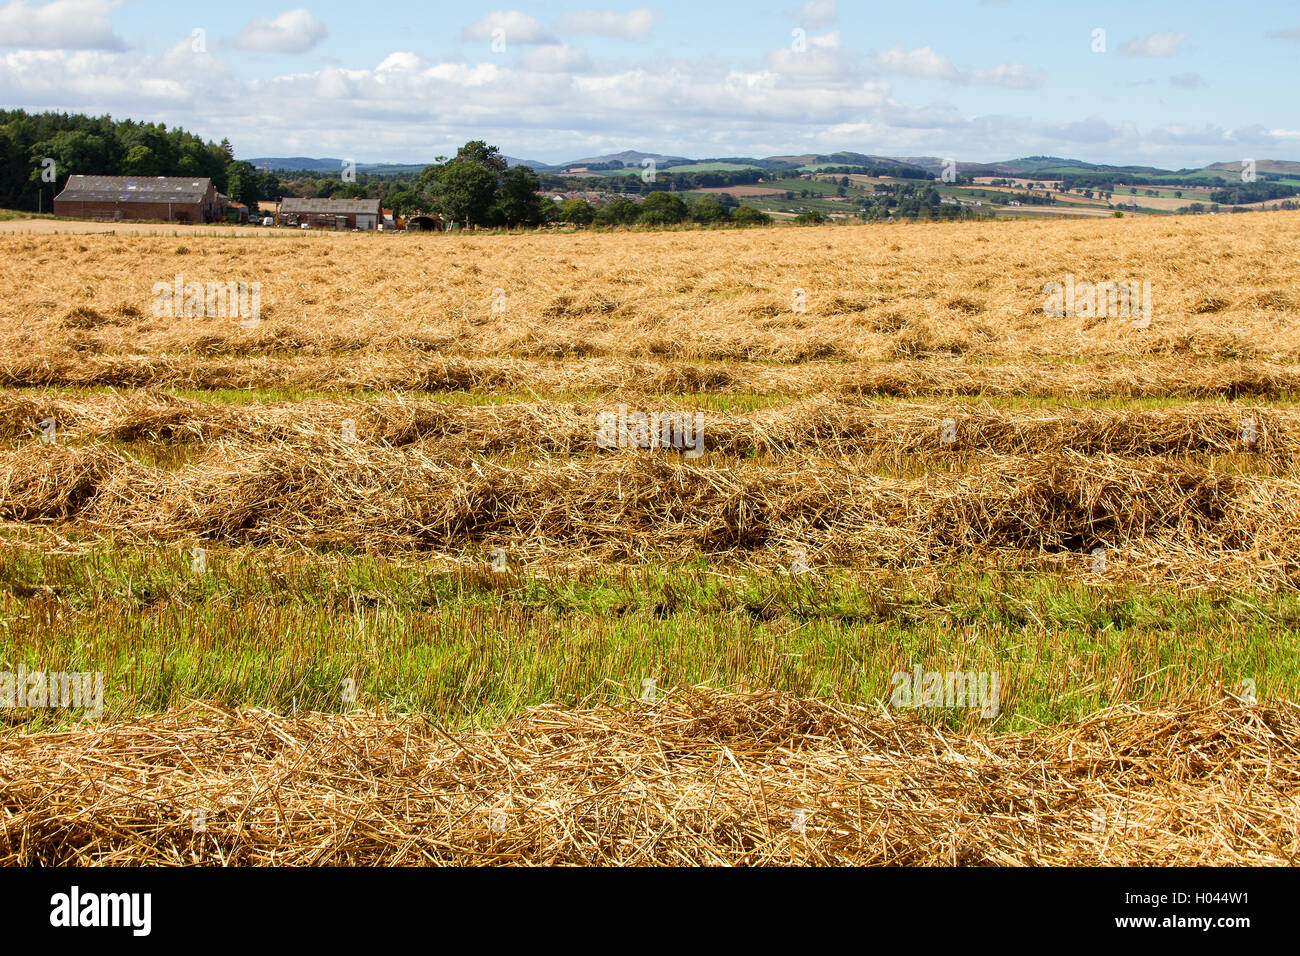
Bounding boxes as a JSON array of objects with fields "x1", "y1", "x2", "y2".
[
  {"x1": 999, "y1": 204, "x2": 1116, "y2": 218},
  {"x1": 685, "y1": 184, "x2": 787, "y2": 196},
  {"x1": 762, "y1": 176, "x2": 846, "y2": 195}
]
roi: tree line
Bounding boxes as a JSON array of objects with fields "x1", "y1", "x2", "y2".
[
  {"x1": 422, "y1": 143, "x2": 776, "y2": 228},
  {"x1": 284, "y1": 142, "x2": 779, "y2": 229},
  {"x1": 280, "y1": 151, "x2": 948, "y2": 221},
  {"x1": 0, "y1": 109, "x2": 279, "y2": 211},
  {"x1": 1208, "y1": 182, "x2": 1299, "y2": 205}
]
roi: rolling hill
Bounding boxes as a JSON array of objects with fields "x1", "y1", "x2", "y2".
[{"x1": 241, "y1": 151, "x2": 1300, "y2": 184}]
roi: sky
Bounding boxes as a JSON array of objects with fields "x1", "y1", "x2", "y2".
[{"x1": 0, "y1": 0, "x2": 1297, "y2": 167}]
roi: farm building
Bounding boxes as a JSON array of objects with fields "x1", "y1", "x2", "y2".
[
  {"x1": 53, "y1": 176, "x2": 221, "y2": 223},
  {"x1": 278, "y1": 198, "x2": 380, "y2": 230},
  {"x1": 405, "y1": 214, "x2": 445, "y2": 231},
  {"x1": 221, "y1": 199, "x2": 249, "y2": 223}
]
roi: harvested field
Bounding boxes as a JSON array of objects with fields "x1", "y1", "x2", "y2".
[
  {"x1": 2, "y1": 214, "x2": 1297, "y2": 369},
  {"x1": 1, "y1": 212, "x2": 1297, "y2": 866},
  {"x1": 1, "y1": 689, "x2": 1295, "y2": 866}
]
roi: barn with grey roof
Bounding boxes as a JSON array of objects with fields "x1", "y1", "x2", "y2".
[
  {"x1": 53, "y1": 176, "x2": 222, "y2": 223},
  {"x1": 277, "y1": 197, "x2": 380, "y2": 230}
]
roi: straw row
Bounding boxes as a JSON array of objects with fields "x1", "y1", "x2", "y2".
[
  {"x1": 3, "y1": 354, "x2": 1300, "y2": 399},
  {"x1": 1, "y1": 688, "x2": 1294, "y2": 865},
  {"x1": 1, "y1": 443, "x2": 1296, "y2": 584},
  {"x1": 2, "y1": 392, "x2": 1295, "y2": 463}
]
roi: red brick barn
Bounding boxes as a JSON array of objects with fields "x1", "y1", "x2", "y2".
[{"x1": 53, "y1": 176, "x2": 220, "y2": 223}]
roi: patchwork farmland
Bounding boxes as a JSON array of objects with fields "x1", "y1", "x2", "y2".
[{"x1": 1, "y1": 212, "x2": 1298, "y2": 865}]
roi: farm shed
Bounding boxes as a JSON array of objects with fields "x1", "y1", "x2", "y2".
[
  {"x1": 52, "y1": 176, "x2": 220, "y2": 223},
  {"x1": 278, "y1": 198, "x2": 380, "y2": 230},
  {"x1": 405, "y1": 214, "x2": 444, "y2": 231}
]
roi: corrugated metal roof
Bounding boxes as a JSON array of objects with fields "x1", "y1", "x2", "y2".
[
  {"x1": 280, "y1": 198, "x2": 381, "y2": 215},
  {"x1": 54, "y1": 175, "x2": 213, "y2": 204}
]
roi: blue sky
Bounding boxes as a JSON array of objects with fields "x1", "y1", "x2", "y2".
[{"x1": 1, "y1": 0, "x2": 1297, "y2": 166}]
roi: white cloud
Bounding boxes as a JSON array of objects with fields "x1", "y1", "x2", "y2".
[
  {"x1": 797, "y1": 0, "x2": 837, "y2": 29},
  {"x1": 965, "y1": 63, "x2": 1043, "y2": 89},
  {"x1": 1148, "y1": 124, "x2": 1241, "y2": 146},
  {"x1": 518, "y1": 43, "x2": 594, "y2": 72},
  {"x1": 462, "y1": 11, "x2": 555, "y2": 45},
  {"x1": 1266, "y1": 28, "x2": 1300, "y2": 41},
  {"x1": 375, "y1": 51, "x2": 422, "y2": 74},
  {"x1": 0, "y1": 33, "x2": 1277, "y2": 170},
  {"x1": 232, "y1": 9, "x2": 328, "y2": 54},
  {"x1": 874, "y1": 44, "x2": 959, "y2": 81},
  {"x1": 873, "y1": 44, "x2": 1043, "y2": 88},
  {"x1": 558, "y1": 8, "x2": 658, "y2": 39},
  {"x1": 768, "y1": 31, "x2": 854, "y2": 83},
  {"x1": 0, "y1": 0, "x2": 124, "y2": 51},
  {"x1": 1119, "y1": 31, "x2": 1188, "y2": 58},
  {"x1": 0, "y1": 39, "x2": 234, "y2": 108}
]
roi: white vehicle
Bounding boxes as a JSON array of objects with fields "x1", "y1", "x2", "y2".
[{"x1": 261, "y1": 216, "x2": 274, "y2": 227}]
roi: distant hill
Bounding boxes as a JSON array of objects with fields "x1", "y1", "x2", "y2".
[
  {"x1": 769, "y1": 152, "x2": 920, "y2": 171},
  {"x1": 245, "y1": 156, "x2": 547, "y2": 173},
  {"x1": 554, "y1": 149, "x2": 692, "y2": 169},
  {"x1": 1203, "y1": 159, "x2": 1300, "y2": 177},
  {"x1": 244, "y1": 157, "x2": 338, "y2": 174},
  {"x1": 897, "y1": 157, "x2": 1011, "y2": 177},
  {"x1": 241, "y1": 152, "x2": 1300, "y2": 183}
]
